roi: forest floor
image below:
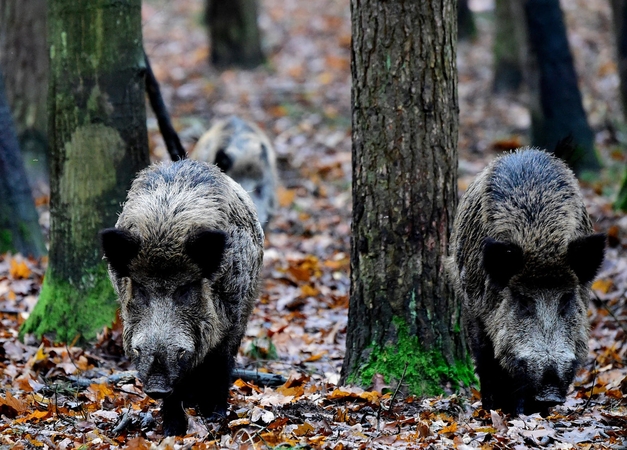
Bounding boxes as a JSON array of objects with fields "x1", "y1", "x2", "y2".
[{"x1": 1, "y1": 0, "x2": 627, "y2": 448}]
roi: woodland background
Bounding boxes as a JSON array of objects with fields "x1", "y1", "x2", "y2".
[{"x1": 0, "y1": 0, "x2": 626, "y2": 448}]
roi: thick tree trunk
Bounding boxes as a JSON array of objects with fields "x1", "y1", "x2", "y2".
[
  {"x1": 205, "y1": 0, "x2": 264, "y2": 70},
  {"x1": 524, "y1": 0, "x2": 599, "y2": 174},
  {"x1": 0, "y1": 68, "x2": 46, "y2": 257},
  {"x1": 0, "y1": 0, "x2": 49, "y2": 197},
  {"x1": 493, "y1": 0, "x2": 525, "y2": 93},
  {"x1": 20, "y1": 0, "x2": 150, "y2": 344},
  {"x1": 341, "y1": 0, "x2": 473, "y2": 395}
]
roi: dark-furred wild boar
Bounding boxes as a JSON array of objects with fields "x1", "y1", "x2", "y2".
[
  {"x1": 448, "y1": 148, "x2": 605, "y2": 415},
  {"x1": 191, "y1": 116, "x2": 278, "y2": 231},
  {"x1": 100, "y1": 159, "x2": 264, "y2": 436}
]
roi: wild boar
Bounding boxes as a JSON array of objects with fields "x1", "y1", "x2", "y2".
[
  {"x1": 191, "y1": 116, "x2": 278, "y2": 231},
  {"x1": 100, "y1": 159, "x2": 264, "y2": 436},
  {"x1": 448, "y1": 148, "x2": 605, "y2": 415}
]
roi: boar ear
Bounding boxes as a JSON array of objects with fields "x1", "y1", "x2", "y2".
[
  {"x1": 567, "y1": 233, "x2": 605, "y2": 284},
  {"x1": 100, "y1": 228, "x2": 141, "y2": 277},
  {"x1": 482, "y1": 237, "x2": 524, "y2": 288},
  {"x1": 214, "y1": 149, "x2": 233, "y2": 173},
  {"x1": 186, "y1": 229, "x2": 227, "y2": 279}
]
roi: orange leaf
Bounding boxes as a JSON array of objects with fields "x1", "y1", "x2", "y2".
[
  {"x1": 277, "y1": 186, "x2": 296, "y2": 207},
  {"x1": 300, "y1": 284, "x2": 319, "y2": 298},
  {"x1": 125, "y1": 437, "x2": 152, "y2": 450},
  {"x1": 276, "y1": 385, "x2": 305, "y2": 398},
  {"x1": 302, "y1": 351, "x2": 326, "y2": 363},
  {"x1": 592, "y1": 279, "x2": 613, "y2": 294},
  {"x1": 14, "y1": 409, "x2": 52, "y2": 424},
  {"x1": 89, "y1": 383, "x2": 114, "y2": 402},
  {"x1": 9, "y1": 258, "x2": 31, "y2": 279},
  {"x1": 439, "y1": 422, "x2": 458, "y2": 434}
]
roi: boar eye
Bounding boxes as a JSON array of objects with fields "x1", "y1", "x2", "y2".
[
  {"x1": 174, "y1": 282, "x2": 198, "y2": 303},
  {"x1": 558, "y1": 292, "x2": 574, "y2": 316},
  {"x1": 516, "y1": 294, "x2": 535, "y2": 315},
  {"x1": 132, "y1": 282, "x2": 150, "y2": 305}
]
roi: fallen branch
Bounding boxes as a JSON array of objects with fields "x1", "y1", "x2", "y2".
[{"x1": 68, "y1": 368, "x2": 286, "y2": 390}]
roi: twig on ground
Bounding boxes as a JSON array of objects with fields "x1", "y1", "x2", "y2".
[
  {"x1": 112, "y1": 409, "x2": 133, "y2": 436},
  {"x1": 376, "y1": 361, "x2": 409, "y2": 431}
]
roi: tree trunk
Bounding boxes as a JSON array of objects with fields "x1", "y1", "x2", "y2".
[
  {"x1": 458, "y1": 0, "x2": 476, "y2": 41},
  {"x1": 524, "y1": 0, "x2": 599, "y2": 174},
  {"x1": 0, "y1": 68, "x2": 46, "y2": 257},
  {"x1": 205, "y1": 0, "x2": 264, "y2": 70},
  {"x1": 20, "y1": 0, "x2": 150, "y2": 344},
  {"x1": 341, "y1": 0, "x2": 473, "y2": 395},
  {"x1": 0, "y1": 0, "x2": 49, "y2": 197},
  {"x1": 493, "y1": 0, "x2": 525, "y2": 93},
  {"x1": 611, "y1": 0, "x2": 627, "y2": 121}
]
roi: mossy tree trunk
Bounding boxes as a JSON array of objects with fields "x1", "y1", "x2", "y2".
[
  {"x1": 341, "y1": 0, "x2": 473, "y2": 395},
  {"x1": 20, "y1": 0, "x2": 150, "y2": 344},
  {"x1": 0, "y1": 0, "x2": 49, "y2": 197},
  {"x1": 493, "y1": 0, "x2": 526, "y2": 93},
  {"x1": 524, "y1": 0, "x2": 599, "y2": 174},
  {"x1": 0, "y1": 68, "x2": 46, "y2": 257},
  {"x1": 205, "y1": 0, "x2": 264, "y2": 70}
]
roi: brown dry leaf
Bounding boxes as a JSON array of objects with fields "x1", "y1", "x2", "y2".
[
  {"x1": 125, "y1": 437, "x2": 152, "y2": 450},
  {"x1": 14, "y1": 409, "x2": 52, "y2": 424},
  {"x1": 492, "y1": 137, "x2": 522, "y2": 151},
  {"x1": 0, "y1": 391, "x2": 27, "y2": 417},
  {"x1": 9, "y1": 258, "x2": 31, "y2": 279},
  {"x1": 293, "y1": 422, "x2": 315, "y2": 437},
  {"x1": 88, "y1": 382, "x2": 114, "y2": 402},
  {"x1": 300, "y1": 284, "x2": 319, "y2": 298},
  {"x1": 490, "y1": 410, "x2": 508, "y2": 433}
]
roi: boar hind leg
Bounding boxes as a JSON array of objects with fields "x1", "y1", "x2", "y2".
[
  {"x1": 161, "y1": 394, "x2": 187, "y2": 436},
  {"x1": 194, "y1": 347, "x2": 234, "y2": 420}
]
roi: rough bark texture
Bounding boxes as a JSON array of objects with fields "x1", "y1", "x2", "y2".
[
  {"x1": 493, "y1": 0, "x2": 525, "y2": 93},
  {"x1": 0, "y1": 68, "x2": 46, "y2": 257},
  {"x1": 20, "y1": 0, "x2": 150, "y2": 343},
  {"x1": 524, "y1": 0, "x2": 599, "y2": 174},
  {"x1": 205, "y1": 0, "x2": 264, "y2": 70},
  {"x1": 341, "y1": 0, "x2": 473, "y2": 395},
  {"x1": 0, "y1": 0, "x2": 49, "y2": 197}
]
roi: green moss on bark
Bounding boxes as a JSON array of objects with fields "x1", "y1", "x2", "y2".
[
  {"x1": 20, "y1": 262, "x2": 117, "y2": 344},
  {"x1": 348, "y1": 317, "x2": 476, "y2": 396}
]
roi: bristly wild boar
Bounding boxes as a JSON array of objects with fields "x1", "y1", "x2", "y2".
[
  {"x1": 448, "y1": 148, "x2": 605, "y2": 415},
  {"x1": 191, "y1": 116, "x2": 278, "y2": 231},
  {"x1": 100, "y1": 159, "x2": 264, "y2": 436}
]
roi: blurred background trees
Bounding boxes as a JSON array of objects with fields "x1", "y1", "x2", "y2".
[
  {"x1": 0, "y1": 68, "x2": 46, "y2": 257},
  {"x1": 0, "y1": 0, "x2": 49, "y2": 197},
  {"x1": 205, "y1": 0, "x2": 265, "y2": 69},
  {"x1": 20, "y1": 0, "x2": 150, "y2": 343}
]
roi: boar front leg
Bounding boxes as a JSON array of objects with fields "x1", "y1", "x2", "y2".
[
  {"x1": 161, "y1": 393, "x2": 187, "y2": 436},
  {"x1": 194, "y1": 347, "x2": 234, "y2": 420}
]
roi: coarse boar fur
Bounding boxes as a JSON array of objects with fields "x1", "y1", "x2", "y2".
[
  {"x1": 448, "y1": 148, "x2": 605, "y2": 415},
  {"x1": 191, "y1": 116, "x2": 278, "y2": 230},
  {"x1": 100, "y1": 159, "x2": 264, "y2": 436}
]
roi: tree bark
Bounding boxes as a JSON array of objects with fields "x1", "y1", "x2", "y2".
[
  {"x1": 205, "y1": 0, "x2": 264, "y2": 70},
  {"x1": 523, "y1": 0, "x2": 599, "y2": 174},
  {"x1": 0, "y1": 0, "x2": 49, "y2": 197},
  {"x1": 493, "y1": 0, "x2": 526, "y2": 93},
  {"x1": 0, "y1": 68, "x2": 46, "y2": 257},
  {"x1": 341, "y1": 0, "x2": 473, "y2": 395},
  {"x1": 20, "y1": 0, "x2": 150, "y2": 344}
]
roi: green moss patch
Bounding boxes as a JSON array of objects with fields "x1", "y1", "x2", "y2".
[
  {"x1": 349, "y1": 317, "x2": 476, "y2": 396},
  {"x1": 20, "y1": 263, "x2": 118, "y2": 344}
]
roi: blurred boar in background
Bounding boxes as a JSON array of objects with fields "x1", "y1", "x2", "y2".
[
  {"x1": 101, "y1": 159, "x2": 264, "y2": 436},
  {"x1": 448, "y1": 148, "x2": 605, "y2": 415},
  {"x1": 191, "y1": 116, "x2": 278, "y2": 231}
]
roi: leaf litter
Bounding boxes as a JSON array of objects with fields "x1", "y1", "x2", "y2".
[{"x1": 1, "y1": 0, "x2": 627, "y2": 447}]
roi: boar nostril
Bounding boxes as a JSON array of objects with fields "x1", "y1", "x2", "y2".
[{"x1": 145, "y1": 387, "x2": 173, "y2": 400}]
